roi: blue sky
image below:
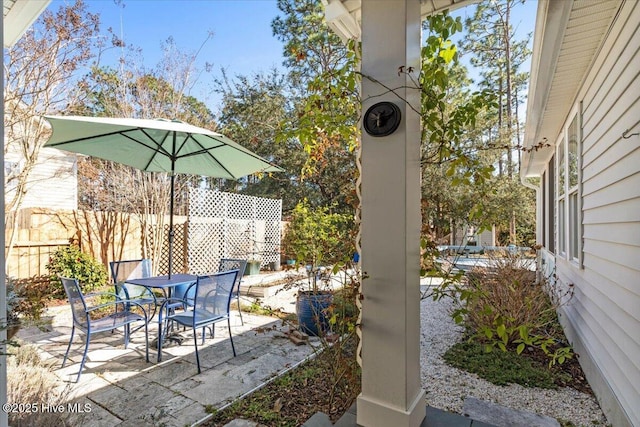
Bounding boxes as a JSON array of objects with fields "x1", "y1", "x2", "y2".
[
  {"x1": 46, "y1": 0, "x2": 536, "y2": 113},
  {"x1": 48, "y1": 0, "x2": 287, "y2": 112}
]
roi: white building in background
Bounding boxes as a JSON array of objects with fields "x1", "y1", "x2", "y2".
[
  {"x1": 4, "y1": 113, "x2": 77, "y2": 212},
  {"x1": 4, "y1": 0, "x2": 76, "y2": 213}
]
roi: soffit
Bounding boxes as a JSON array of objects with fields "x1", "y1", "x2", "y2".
[
  {"x1": 323, "y1": 0, "x2": 479, "y2": 42},
  {"x1": 522, "y1": 0, "x2": 622, "y2": 178},
  {"x1": 3, "y1": 0, "x2": 51, "y2": 48}
]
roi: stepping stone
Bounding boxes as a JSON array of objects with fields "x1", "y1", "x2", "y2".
[
  {"x1": 302, "y1": 412, "x2": 333, "y2": 427},
  {"x1": 222, "y1": 419, "x2": 259, "y2": 427},
  {"x1": 463, "y1": 396, "x2": 560, "y2": 427}
]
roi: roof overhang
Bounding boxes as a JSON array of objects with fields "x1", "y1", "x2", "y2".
[
  {"x1": 521, "y1": 0, "x2": 623, "y2": 179},
  {"x1": 3, "y1": 0, "x2": 51, "y2": 48},
  {"x1": 322, "y1": 0, "x2": 479, "y2": 42}
]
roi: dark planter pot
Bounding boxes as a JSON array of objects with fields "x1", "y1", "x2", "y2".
[{"x1": 296, "y1": 291, "x2": 333, "y2": 337}]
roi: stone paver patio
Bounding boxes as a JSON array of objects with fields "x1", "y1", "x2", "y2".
[{"x1": 14, "y1": 295, "x2": 318, "y2": 427}]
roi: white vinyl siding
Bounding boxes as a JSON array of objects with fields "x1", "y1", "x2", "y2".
[
  {"x1": 4, "y1": 147, "x2": 77, "y2": 211},
  {"x1": 553, "y1": 1, "x2": 640, "y2": 426}
]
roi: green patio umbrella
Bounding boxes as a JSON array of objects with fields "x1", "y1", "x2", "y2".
[{"x1": 44, "y1": 115, "x2": 283, "y2": 278}]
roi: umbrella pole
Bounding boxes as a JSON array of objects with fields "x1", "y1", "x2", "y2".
[{"x1": 168, "y1": 171, "x2": 175, "y2": 279}]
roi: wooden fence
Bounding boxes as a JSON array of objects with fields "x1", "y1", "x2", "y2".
[
  {"x1": 6, "y1": 200, "x2": 282, "y2": 280},
  {"x1": 5, "y1": 208, "x2": 151, "y2": 279},
  {"x1": 6, "y1": 242, "x2": 70, "y2": 279}
]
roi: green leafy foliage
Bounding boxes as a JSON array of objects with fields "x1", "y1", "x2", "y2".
[
  {"x1": 272, "y1": 0, "x2": 359, "y2": 212},
  {"x1": 418, "y1": 8, "x2": 535, "y2": 247},
  {"x1": 282, "y1": 201, "x2": 354, "y2": 275},
  {"x1": 46, "y1": 245, "x2": 108, "y2": 296},
  {"x1": 9, "y1": 276, "x2": 55, "y2": 321},
  {"x1": 430, "y1": 251, "x2": 574, "y2": 367},
  {"x1": 214, "y1": 69, "x2": 308, "y2": 211}
]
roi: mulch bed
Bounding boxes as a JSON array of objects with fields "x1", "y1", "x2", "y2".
[
  {"x1": 526, "y1": 346, "x2": 593, "y2": 395},
  {"x1": 203, "y1": 338, "x2": 360, "y2": 427}
]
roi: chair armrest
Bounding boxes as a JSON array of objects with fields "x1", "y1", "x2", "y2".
[
  {"x1": 158, "y1": 297, "x2": 189, "y2": 311},
  {"x1": 84, "y1": 291, "x2": 119, "y2": 300},
  {"x1": 86, "y1": 299, "x2": 149, "y2": 321},
  {"x1": 123, "y1": 285, "x2": 158, "y2": 303}
]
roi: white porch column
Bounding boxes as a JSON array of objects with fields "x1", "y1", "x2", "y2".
[{"x1": 357, "y1": 1, "x2": 424, "y2": 427}]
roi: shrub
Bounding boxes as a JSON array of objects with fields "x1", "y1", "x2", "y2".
[
  {"x1": 431, "y1": 251, "x2": 574, "y2": 366},
  {"x1": 46, "y1": 245, "x2": 108, "y2": 296},
  {"x1": 10, "y1": 276, "x2": 55, "y2": 320},
  {"x1": 7, "y1": 342, "x2": 71, "y2": 426},
  {"x1": 5, "y1": 279, "x2": 22, "y2": 326}
]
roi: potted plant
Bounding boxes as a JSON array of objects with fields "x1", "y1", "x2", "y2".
[{"x1": 282, "y1": 201, "x2": 353, "y2": 336}]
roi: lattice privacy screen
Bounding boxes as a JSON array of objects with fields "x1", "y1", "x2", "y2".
[
  {"x1": 149, "y1": 223, "x2": 187, "y2": 275},
  {"x1": 188, "y1": 188, "x2": 282, "y2": 275}
]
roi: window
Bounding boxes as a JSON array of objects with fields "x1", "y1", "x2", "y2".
[
  {"x1": 555, "y1": 110, "x2": 582, "y2": 265},
  {"x1": 546, "y1": 157, "x2": 555, "y2": 254},
  {"x1": 556, "y1": 140, "x2": 566, "y2": 256},
  {"x1": 567, "y1": 115, "x2": 580, "y2": 262},
  {"x1": 4, "y1": 160, "x2": 22, "y2": 193},
  {"x1": 542, "y1": 170, "x2": 546, "y2": 247}
]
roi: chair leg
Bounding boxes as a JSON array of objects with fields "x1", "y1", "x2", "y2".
[
  {"x1": 157, "y1": 310, "x2": 166, "y2": 363},
  {"x1": 124, "y1": 323, "x2": 130, "y2": 348},
  {"x1": 143, "y1": 320, "x2": 149, "y2": 363},
  {"x1": 193, "y1": 327, "x2": 201, "y2": 374},
  {"x1": 62, "y1": 324, "x2": 76, "y2": 368},
  {"x1": 227, "y1": 318, "x2": 236, "y2": 357},
  {"x1": 201, "y1": 326, "x2": 215, "y2": 344},
  {"x1": 76, "y1": 333, "x2": 91, "y2": 383},
  {"x1": 236, "y1": 293, "x2": 244, "y2": 326}
]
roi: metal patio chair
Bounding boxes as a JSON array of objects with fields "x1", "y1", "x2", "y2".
[
  {"x1": 60, "y1": 277, "x2": 149, "y2": 382},
  {"x1": 110, "y1": 259, "x2": 158, "y2": 322},
  {"x1": 218, "y1": 258, "x2": 248, "y2": 325},
  {"x1": 158, "y1": 270, "x2": 239, "y2": 373}
]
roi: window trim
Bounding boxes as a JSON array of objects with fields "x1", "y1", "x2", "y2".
[{"x1": 555, "y1": 103, "x2": 583, "y2": 267}]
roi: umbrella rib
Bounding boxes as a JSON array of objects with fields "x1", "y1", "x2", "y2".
[
  {"x1": 45, "y1": 129, "x2": 130, "y2": 146},
  {"x1": 47, "y1": 127, "x2": 175, "y2": 165},
  {"x1": 183, "y1": 134, "x2": 237, "y2": 179},
  {"x1": 139, "y1": 129, "x2": 174, "y2": 170},
  {"x1": 180, "y1": 134, "x2": 276, "y2": 178}
]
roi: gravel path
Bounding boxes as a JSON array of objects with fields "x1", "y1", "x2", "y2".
[{"x1": 420, "y1": 293, "x2": 609, "y2": 426}]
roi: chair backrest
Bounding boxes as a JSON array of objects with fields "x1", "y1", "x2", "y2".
[
  {"x1": 110, "y1": 259, "x2": 152, "y2": 298},
  {"x1": 195, "y1": 270, "x2": 239, "y2": 317},
  {"x1": 60, "y1": 277, "x2": 89, "y2": 329},
  {"x1": 218, "y1": 258, "x2": 247, "y2": 291}
]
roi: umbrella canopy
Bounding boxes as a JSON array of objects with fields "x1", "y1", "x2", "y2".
[
  {"x1": 44, "y1": 115, "x2": 282, "y2": 178},
  {"x1": 44, "y1": 115, "x2": 283, "y2": 277}
]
